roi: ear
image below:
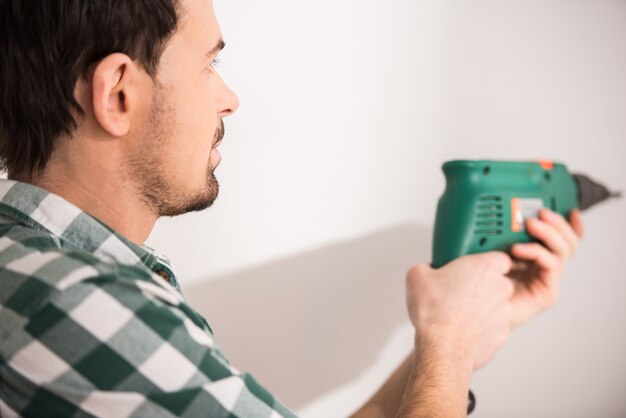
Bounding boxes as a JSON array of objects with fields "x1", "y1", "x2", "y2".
[{"x1": 91, "y1": 53, "x2": 142, "y2": 137}]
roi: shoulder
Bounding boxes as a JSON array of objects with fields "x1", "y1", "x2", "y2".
[
  {"x1": 0, "y1": 222, "x2": 180, "y2": 342},
  {"x1": 0, "y1": 224, "x2": 298, "y2": 418},
  {"x1": 0, "y1": 228, "x2": 222, "y2": 376}
]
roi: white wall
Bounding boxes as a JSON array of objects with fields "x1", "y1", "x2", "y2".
[{"x1": 146, "y1": 1, "x2": 626, "y2": 417}]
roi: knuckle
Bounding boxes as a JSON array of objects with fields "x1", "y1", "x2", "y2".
[
  {"x1": 529, "y1": 217, "x2": 545, "y2": 230},
  {"x1": 484, "y1": 252, "x2": 511, "y2": 273},
  {"x1": 500, "y1": 252, "x2": 513, "y2": 270},
  {"x1": 554, "y1": 212, "x2": 568, "y2": 225},
  {"x1": 407, "y1": 264, "x2": 425, "y2": 278},
  {"x1": 406, "y1": 264, "x2": 430, "y2": 284},
  {"x1": 503, "y1": 279, "x2": 515, "y2": 298}
]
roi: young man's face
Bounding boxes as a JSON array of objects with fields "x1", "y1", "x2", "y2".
[{"x1": 131, "y1": 0, "x2": 239, "y2": 216}]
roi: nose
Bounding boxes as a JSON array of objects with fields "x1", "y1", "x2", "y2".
[{"x1": 217, "y1": 75, "x2": 240, "y2": 118}]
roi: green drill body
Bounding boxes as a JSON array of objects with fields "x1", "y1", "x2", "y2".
[{"x1": 432, "y1": 160, "x2": 618, "y2": 268}]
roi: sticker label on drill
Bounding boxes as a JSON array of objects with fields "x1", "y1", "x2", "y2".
[{"x1": 511, "y1": 198, "x2": 544, "y2": 232}]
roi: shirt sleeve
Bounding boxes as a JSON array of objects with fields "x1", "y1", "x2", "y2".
[{"x1": 3, "y1": 274, "x2": 298, "y2": 418}]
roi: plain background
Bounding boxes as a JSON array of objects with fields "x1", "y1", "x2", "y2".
[{"x1": 146, "y1": 1, "x2": 626, "y2": 417}]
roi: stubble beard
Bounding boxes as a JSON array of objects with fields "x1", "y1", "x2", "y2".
[{"x1": 129, "y1": 82, "x2": 221, "y2": 218}]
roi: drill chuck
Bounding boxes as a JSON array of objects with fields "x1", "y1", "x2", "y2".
[{"x1": 572, "y1": 173, "x2": 622, "y2": 211}]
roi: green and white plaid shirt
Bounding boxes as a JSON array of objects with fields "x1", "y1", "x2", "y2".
[{"x1": 0, "y1": 179, "x2": 297, "y2": 418}]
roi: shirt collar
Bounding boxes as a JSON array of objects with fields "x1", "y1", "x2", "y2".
[{"x1": 0, "y1": 179, "x2": 181, "y2": 293}]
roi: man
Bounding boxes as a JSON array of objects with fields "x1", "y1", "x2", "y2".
[{"x1": 0, "y1": 0, "x2": 583, "y2": 417}]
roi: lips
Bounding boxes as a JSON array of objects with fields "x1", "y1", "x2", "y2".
[{"x1": 212, "y1": 121, "x2": 225, "y2": 149}]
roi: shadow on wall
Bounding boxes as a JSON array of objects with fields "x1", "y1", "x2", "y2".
[{"x1": 184, "y1": 224, "x2": 431, "y2": 409}]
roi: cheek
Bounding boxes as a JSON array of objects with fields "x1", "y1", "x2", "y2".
[
  {"x1": 169, "y1": 78, "x2": 218, "y2": 174},
  {"x1": 178, "y1": 82, "x2": 212, "y2": 129}
]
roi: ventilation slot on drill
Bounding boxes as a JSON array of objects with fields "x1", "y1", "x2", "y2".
[{"x1": 474, "y1": 196, "x2": 504, "y2": 236}]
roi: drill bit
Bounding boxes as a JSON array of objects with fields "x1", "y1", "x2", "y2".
[{"x1": 572, "y1": 173, "x2": 621, "y2": 211}]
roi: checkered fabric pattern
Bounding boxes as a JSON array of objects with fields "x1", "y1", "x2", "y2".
[{"x1": 0, "y1": 179, "x2": 297, "y2": 418}]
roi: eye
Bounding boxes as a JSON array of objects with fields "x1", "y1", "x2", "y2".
[{"x1": 208, "y1": 58, "x2": 221, "y2": 69}]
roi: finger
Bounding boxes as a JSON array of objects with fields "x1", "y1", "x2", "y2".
[
  {"x1": 569, "y1": 209, "x2": 585, "y2": 238},
  {"x1": 511, "y1": 244, "x2": 561, "y2": 309},
  {"x1": 511, "y1": 242, "x2": 561, "y2": 272},
  {"x1": 525, "y1": 217, "x2": 571, "y2": 259},
  {"x1": 539, "y1": 209, "x2": 580, "y2": 254}
]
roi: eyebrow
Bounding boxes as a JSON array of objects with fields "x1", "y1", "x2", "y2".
[{"x1": 207, "y1": 40, "x2": 226, "y2": 57}]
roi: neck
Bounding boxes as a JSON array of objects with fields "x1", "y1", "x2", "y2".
[{"x1": 14, "y1": 157, "x2": 157, "y2": 246}]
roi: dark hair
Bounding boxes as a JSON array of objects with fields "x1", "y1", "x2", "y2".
[{"x1": 0, "y1": 0, "x2": 181, "y2": 179}]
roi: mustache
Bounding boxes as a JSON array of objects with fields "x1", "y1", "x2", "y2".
[{"x1": 215, "y1": 120, "x2": 225, "y2": 144}]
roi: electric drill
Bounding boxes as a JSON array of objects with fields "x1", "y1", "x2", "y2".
[{"x1": 432, "y1": 160, "x2": 621, "y2": 268}]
